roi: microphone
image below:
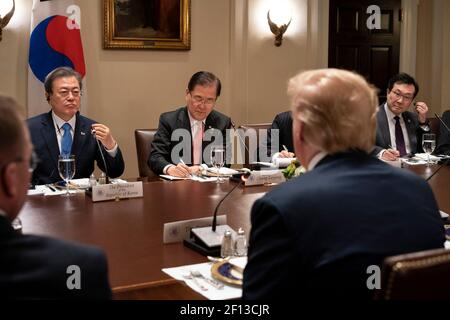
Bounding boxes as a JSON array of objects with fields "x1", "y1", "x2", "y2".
[
  {"x1": 212, "y1": 171, "x2": 251, "y2": 231},
  {"x1": 231, "y1": 121, "x2": 254, "y2": 166},
  {"x1": 91, "y1": 128, "x2": 109, "y2": 183},
  {"x1": 183, "y1": 171, "x2": 251, "y2": 256},
  {"x1": 435, "y1": 113, "x2": 450, "y2": 134}
]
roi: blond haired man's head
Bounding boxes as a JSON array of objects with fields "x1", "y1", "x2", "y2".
[{"x1": 287, "y1": 68, "x2": 379, "y2": 168}]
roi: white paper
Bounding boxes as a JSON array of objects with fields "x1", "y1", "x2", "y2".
[
  {"x1": 159, "y1": 174, "x2": 189, "y2": 181},
  {"x1": 273, "y1": 157, "x2": 297, "y2": 168},
  {"x1": 162, "y1": 257, "x2": 247, "y2": 300},
  {"x1": 207, "y1": 167, "x2": 239, "y2": 175},
  {"x1": 440, "y1": 210, "x2": 449, "y2": 219}
]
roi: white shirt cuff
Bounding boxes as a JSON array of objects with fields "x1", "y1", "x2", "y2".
[
  {"x1": 377, "y1": 149, "x2": 386, "y2": 159},
  {"x1": 271, "y1": 152, "x2": 281, "y2": 163},
  {"x1": 163, "y1": 164, "x2": 174, "y2": 175},
  {"x1": 105, "y1": 143, "x2": 118, "y2": 157}
]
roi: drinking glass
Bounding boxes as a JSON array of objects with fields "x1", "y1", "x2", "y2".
[
  {"x1": 58, "y1": 155, "x2": 76, "y2": 196},
  {"x1": 211, "y1": 146, "x2": 225, "y2": 183},
  {"x1": 422, "y1": 133, "x2": 436, "y2": 166}
]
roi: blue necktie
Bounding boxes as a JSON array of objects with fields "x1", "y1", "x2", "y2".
[{"x1": 61, "y1": 123, "x2": 73, "y2": 156}]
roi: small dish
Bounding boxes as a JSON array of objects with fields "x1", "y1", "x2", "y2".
[{"x1": 211, "y1": 261, "x2": 243, "y2": 287}]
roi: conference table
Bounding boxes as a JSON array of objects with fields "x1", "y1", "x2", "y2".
[{"x1": 19, "y1": 163, "x2": 450, "y2": 300}]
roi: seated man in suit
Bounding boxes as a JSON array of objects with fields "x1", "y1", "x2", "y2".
[
  {"x1": 374, "y1": 73, "x2": 431, "y2": 161},
  {"x1": 149, "y1": 71, "x2": 232, "y2": 177},
  {"x1": 265, "y1": 110, "x2": 295, "y2": 160},
  {"x1": 0, "y1": 96, "x2": 111, "y2": 299},
  {"x1": 243, "y1": 69, "x2": 444, "y2": 300},
  {"x1": 27, "y1": 67, "x2": 125, "y2": 185},
  {"x1": 435, "y1": 110, "x2": 450, "y2": 155}
]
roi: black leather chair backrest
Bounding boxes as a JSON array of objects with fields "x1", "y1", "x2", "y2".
[{"x1": 134, "y1": 129, "x2": 158, "y2": 178}]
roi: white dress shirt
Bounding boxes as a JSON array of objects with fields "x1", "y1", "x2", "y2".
[{"x1": 307, "y1": 151, "x2": 327, "y2": 171}]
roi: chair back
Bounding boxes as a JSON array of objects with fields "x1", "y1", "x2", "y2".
[
  {"x1": 428, "y1": 117, "x2": 440, "y2": 142},
  {"x1": 238, "y1": 123, "x2": 271, "y2": 167},
  {"x1": 376, "y1": 248, "x2": 450, "y2": 300},
  {"x1": 134, "y1": 129, "x2": 158, "y2": 178}
]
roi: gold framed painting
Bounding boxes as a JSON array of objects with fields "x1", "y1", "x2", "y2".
[{"x1": 103, "y1": 0, "x2": 191, "y2": 50}]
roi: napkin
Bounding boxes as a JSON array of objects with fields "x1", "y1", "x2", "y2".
[{"x1": 162, "y1": 257, "x2": 247, "y2": 300}]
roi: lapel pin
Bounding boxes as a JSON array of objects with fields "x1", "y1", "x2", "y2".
[{"x1": 81, "y1": 131, "x2": 86, "y2": 135}]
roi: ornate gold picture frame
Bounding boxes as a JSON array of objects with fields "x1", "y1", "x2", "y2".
[{"x1": 103, "y1": 0, "x2": 191, "y2": 50}]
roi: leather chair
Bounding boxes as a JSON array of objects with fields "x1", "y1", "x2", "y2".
[
  {"x1": 428, "y1": 117, "x2": 440, "y2": 142},
  {"x1": 238, "y1": 123, "x2": 271, "y2": 168},
  {"x1": 375, "y1": 248, "x2": 450, "y2": 300},
  {"x1": 134, "y1": 129, "x2": 158, "y2": 178}
]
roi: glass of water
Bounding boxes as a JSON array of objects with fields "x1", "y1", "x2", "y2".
[
  {"x1": 422, "y1": 133, "x2": 436, "y2": 166},
  {"x1": 211, "y1": 146, "x2": 225, "y2": 183},
  {"x1": 58, "y1": 155, "x2": 76, "y2": 196}
]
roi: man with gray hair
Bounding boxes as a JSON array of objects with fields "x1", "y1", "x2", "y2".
[
  {"x1": 243, "y1": 69, "x2": 444, "y2": 299},
  {"x1": 149, "y1": 71, "x2": 232, "y2": 177},
  {"x1": 0, "y1": 95, "x2": 111, "y2": 299},
  {"x1": 27, "y1": 67, "x2": 125, "y2": 185}
]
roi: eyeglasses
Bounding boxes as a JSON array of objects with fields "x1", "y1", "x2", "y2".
[
  {"x1": 391, "y1": 90, "x2": 413, "y2": 102},
  {"x1": 190, "y1": 93, "x2": 216, "y2": 107},
  {"x1": 56, "y1": 89, "x2": 82, "y2": 98},
  {"x1": 29, "y1": 151, "x2": 39, "y2": 172},
  {"x1": 0, "y1": 151, "x2": 39, "y2": 173}
]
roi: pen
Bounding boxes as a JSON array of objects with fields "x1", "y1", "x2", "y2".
[
  {"x1": 282, "y1": 145, "x2": 288, "y2": 152},
  {"x1": 179, "y1": 158, "x2": 193, "y2": 178},
  {"x1": 46, "y1": 184, "x2": 57, "y2": 192}
]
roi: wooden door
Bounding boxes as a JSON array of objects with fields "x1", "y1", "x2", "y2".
[{"x1": 329, "y1": 0, "x2": 401, "y2": 102}]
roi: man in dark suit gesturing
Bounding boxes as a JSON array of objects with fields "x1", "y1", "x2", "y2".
[
  {"x1": 149, "y1": 71, "x2": 232, "y2": 177},
  {"x1": 0, "y1": 96, "x2": 111, "y2": 299},
  {"x1": 27, "y1": 67, "x2": 124, "y2": 185},
  {"x1": 374, "y1": 73, "x2": 431, "y2": 160},
  {"x1": 243, "y1": 69, "x2": 444, "y2": 299}
]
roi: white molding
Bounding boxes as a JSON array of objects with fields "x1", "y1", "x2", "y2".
[{"x1": 307, "y1": 0, "x2": 329, "y2": 68}]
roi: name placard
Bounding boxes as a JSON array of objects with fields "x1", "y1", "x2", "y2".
[
  {"x1": 245, "y1": 170, "x2": 285, "y2": 186},
  {"x1": 89, "y1": 182, "x2": 143, "y2": 202}
]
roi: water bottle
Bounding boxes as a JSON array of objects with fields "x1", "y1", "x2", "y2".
[
  {"x1": 234, "y1": 228, "x2": 247, "y2": 256},
  {"x1": 98, "y1": 172, "x2": 107, "y2": 185},
  {"x1": 220, "y1": 230, "x2": 233, "y2": 258},
  {"x1": 89, "y1": 173, "x2": 97, "y2": 188}
]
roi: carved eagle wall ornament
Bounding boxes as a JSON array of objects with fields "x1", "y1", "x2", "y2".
[
  {"x1": 0, "y1": 0, "x2": 15, "y2": 42},
  {"x1": 267, "y1": 10, "x2": 291, "y2": 47}
]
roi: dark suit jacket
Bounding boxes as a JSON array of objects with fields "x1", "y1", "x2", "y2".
[
  {"x1": 0, "y1": 215, "x2": 111, "y2": 299},
  {"x1": 27, "y1": 112, "x2": 125, "y2": 185},
  {"x1": 374, "y1": 104, "x2": 428, "y2": 155},
  {"x1": 243, "y1": 151, "x2": 445, "y2": 299},
  {"x1": 264, "y1": 111, "x2": 294, "y2": 159},
  {"x1": 149, "y1": 107, "x2": 232, "y2": 175},
  {"x1": 436, "y1": 110, "x2": 450, "y2": 155}
]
